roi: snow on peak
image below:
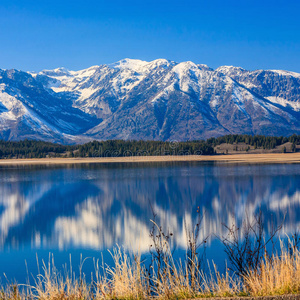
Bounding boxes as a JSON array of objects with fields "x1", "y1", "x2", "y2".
[
  {"x1": 109, "y1": 58, "x2": 148, "y2": 71},
  {"x1": 172, "y1": 61, "x2": 203, "y2": 78},
  {"x1": 109, "y1": 58, "x2": 176, "y2": 73},
  {"x1": 197, "y1": 64, "x2": 213, "y2": 71},
  {"x1": 70, "y1": 65, "x2": 100, "y2": 78},
  {"x1": 38, "y1": 65, "x2": 101, "y2": 78},
  {"x1": 269, "y1": 70, "x2": 300, "y2": 79},
  {"x1": 146, "y1": 58, "x2": 175, "y2": 69},
  {"x1": 216, "y1": 66, "x2": 246, "y2": 74},
  {"x1": 170, "y1": 61, "x2": 205, "y2": 94},
  {"x1": 40, "y1": 67, "x2": 71, "y2": 77},
  {"x1": 54, "y1": 67, "x2": 69, "y2": 73}
]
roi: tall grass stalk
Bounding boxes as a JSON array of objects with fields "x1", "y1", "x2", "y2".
[
  {"x1": 244, "y1": 241, "x2": 300, "y2": 296},
  {"x1": 0, "y1": 246, "x2": 241, "y2": 300},
  {"x1": 2, "y1": 243, "x2": 300, "y2": 299}
]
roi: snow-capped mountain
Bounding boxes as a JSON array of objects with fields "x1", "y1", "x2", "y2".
[{"x1": 0, "y1": 58, "x2": 300, "y2": 143}]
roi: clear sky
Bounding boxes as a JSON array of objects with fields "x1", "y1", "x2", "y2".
[{"x1": 0, "y1": 0, "x2": 299, "y2": 72}]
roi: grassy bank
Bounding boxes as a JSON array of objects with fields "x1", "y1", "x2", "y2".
[{"x1": 1, "y1": 244, "x2": 300, "y2": 300}]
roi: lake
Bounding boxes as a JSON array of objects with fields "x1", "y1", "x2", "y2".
[{"x1": 0, "y1": 161, "x2": 299, "y2": 283}]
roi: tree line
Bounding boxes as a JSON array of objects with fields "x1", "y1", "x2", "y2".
[
  {"x1": 0, "y1": 140, "x2": 74, "y2": 159},
  {"x1": 74, "y1": 140, "x2": 214, "y2": 157},
  {"x1": 0, "y1": 139, "x2": 214, "y2": 158},
  {"x1": 0, "y1": 134, "x2": 299, "y2": 159}
]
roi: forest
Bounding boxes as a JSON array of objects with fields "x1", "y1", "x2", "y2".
[{"x1": 0, "y1": 134, "x2": 299, "y2": 159}]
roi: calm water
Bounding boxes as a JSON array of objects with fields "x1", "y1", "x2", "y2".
[{"x1": 0, "y1": 161, "x2": 299, "y2": 282}]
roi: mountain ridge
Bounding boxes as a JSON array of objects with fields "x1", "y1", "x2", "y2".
[{"x1": 0, "y1": 58, "x2": 299, "y2": 144}]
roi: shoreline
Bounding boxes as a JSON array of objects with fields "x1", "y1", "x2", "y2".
[{"x1": 0, "y1": 153, "x2": 300, "y2": 165}]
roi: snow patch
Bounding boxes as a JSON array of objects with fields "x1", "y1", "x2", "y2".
[
  {"x1": 151, "y1": 85, "x2": 175, "y2": 103},
  {"x1": 231, "y1": 86, "x2": 249, "y2": 115},
  {"x1": 267, "y1": 96, "x2": 300, "y2": 111}
]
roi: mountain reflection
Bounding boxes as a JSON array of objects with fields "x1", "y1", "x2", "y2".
[{"x1": 0, "y1": 162, "x2": 299, "y2": 252}]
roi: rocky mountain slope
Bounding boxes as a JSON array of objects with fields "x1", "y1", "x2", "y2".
[{"x1": 0, "y1": 59, "x2": 299, "y2": 143}]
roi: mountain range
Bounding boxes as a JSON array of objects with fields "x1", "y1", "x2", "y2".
[{"x1": 0, "y1": 58, "x2": 299, "y2": 144}]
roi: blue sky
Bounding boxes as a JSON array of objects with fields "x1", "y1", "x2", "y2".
[{"x1": 0, "y1": 0, "x2": 299, "y2": 72}]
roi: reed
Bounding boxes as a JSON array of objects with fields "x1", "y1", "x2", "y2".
[
  {"x1": 0, "y1": 247, "x2": 242, "y2": 300},
  {"x1": 244, "y1": 241, "x2": 300, "y2": 296},
  {"x1": 2, "y1": 243, "x2": 300, "y2": 300}
]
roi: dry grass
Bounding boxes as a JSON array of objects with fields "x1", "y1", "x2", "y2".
[
  {"x1": 0, "y1": 247, "x2": 240, "y2": 300},
  {"x1": 2, "y1": 243, "x2": 300, "y2": 299},
  {"x1": 244, "y1": 242, "x2": 300, "y2": 296},
  {"x1": 0, "y1": 153, "x2": 300, "y2": 166}
]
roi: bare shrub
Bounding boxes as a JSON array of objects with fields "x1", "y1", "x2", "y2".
[{"x1": 221, "y1": 210, "x2": 283, "y2": 277}]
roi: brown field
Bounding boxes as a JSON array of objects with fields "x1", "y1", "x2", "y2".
[
  {"x1": 0, "y1": 152, "x2": 300, "y2": 165},
  {"x1": 214, "y1": 142, "x2": 300, "y2": 154}
]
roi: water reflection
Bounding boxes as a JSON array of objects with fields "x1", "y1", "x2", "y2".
[{"x1": 0, "y1": 162, "x2": 299, "y2": 254}]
